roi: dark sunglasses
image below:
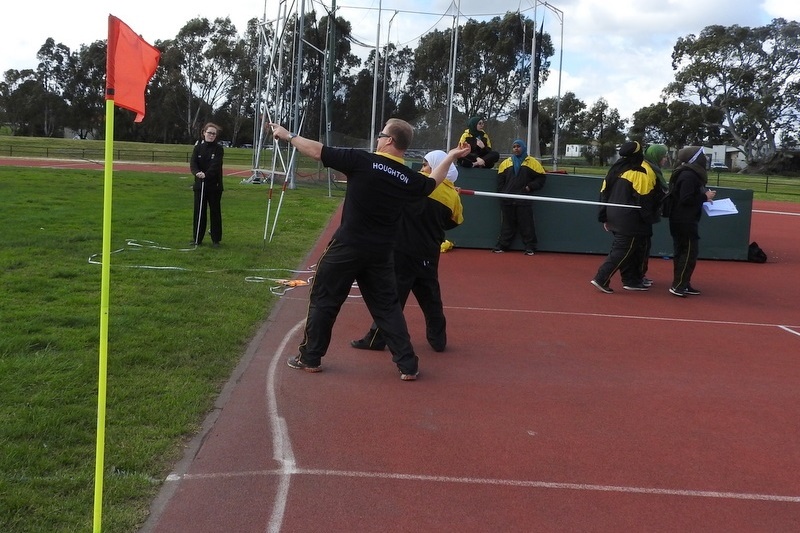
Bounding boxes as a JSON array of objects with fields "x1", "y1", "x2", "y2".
[{"x1": 377, "y1": 132, "x2": 393, "y2": 141}]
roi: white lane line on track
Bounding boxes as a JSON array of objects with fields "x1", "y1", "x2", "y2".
[
  {"x1": 174, "y1": 468, "x2": 800, "y2": 504},
  {"x1": 450, "y1": 306, "x2": 800, "y2": 331},
  {"x1": 753, "y1": 209, "x2": 800, "y2": 216},
  {"x1": 266, "y1": 319, "x2": 305, "y2": 533},
  {"x1": 779, "y1": 325, "x2": 800, "y2": 337},
  {"x1": 275, "y1": 295, "x2": 800, "y2": 331}
]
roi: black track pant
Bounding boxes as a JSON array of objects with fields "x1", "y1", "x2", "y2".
[
  {"x1": 361, "y1": 251, "x2": 447, "y2": 352},
  {"x1": 496, "y1": 203, "x2": 537, "y2": 251},
  {"x1": 193, "y1": 188, "x2": 222, "y2": 244},
  {"x1": 299, "y1": 240, "x2": 419, "y2": 374},
  {"x1": 592, "y1": 232, "x2": 647, "y2": 287}
]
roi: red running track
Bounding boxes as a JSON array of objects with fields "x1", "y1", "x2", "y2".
[{"x1": 138, "y1": 197, "x2": 800, "y2": 532}]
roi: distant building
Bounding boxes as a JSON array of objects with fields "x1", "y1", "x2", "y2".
[
  {"x1": 710, "y1": 144, "x2": 746, "y2": 170},
  {"x1": 64, "y1": 128, "x2": 95, "y2": 140},
  {"x1": 565, "y1": 144, "x2": 587, "y2": 158}
]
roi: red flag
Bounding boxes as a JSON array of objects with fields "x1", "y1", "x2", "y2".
[{"x1": 106, "y1": 15, "x2": 160, "y2": 122}]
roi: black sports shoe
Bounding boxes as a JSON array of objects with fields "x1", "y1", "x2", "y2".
[
  {"x1": 492, "y1": 248, "x2": 504, "y2": 253},
  {"x1": 590, "y1": 279, "x2": 614, "y2": 294},
  {"x1": 400, "y1": 370, "x2": 419, "y2": 381},
  {"x1": 642, "y1": 277, "x2": 653, "y2": 287},
  {"x1": 623, "y1": 283, "x2": 649, "y2": 291},
  {"x1": 350, "y1": 334, "x2": 386, "y2": 351},
  {"x1": 287, "y1": 355, "x2": 322, "y2": 372},
  {"x1": 684, "y1": 285, "x2": 701, "y2": 295},
  {"x1": 669, "y1": 287, "x2": 687, "y2": 297},
  {"x1": 524, "y1": 249, "x2": 535, "y2": 256}
]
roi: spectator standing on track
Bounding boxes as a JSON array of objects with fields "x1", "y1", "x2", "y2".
[
  {"x1": 492, "y1": 139, "x2": 547, "y2": 255},
  {"x1": 351, "y1": 150, "x2": 464, "y2": 353},
  {"x1": 640, "y1": 144, "x2": 670, "y2": 286},
  {"x1": 457, "y1": 116, "x2": 500, "y2": 169},
  {"x1": 269, "y1": 119, "x2": 470, "y2": 380},
  {"x1": 666, "y1": 146, "x2": 716, "y2": 297},
  {"x1": 189, "y1": 122, "x2": 225, "y2": 247},
  {"x1": 590, "y1": 141, "x2": 660, "y2": 294}
]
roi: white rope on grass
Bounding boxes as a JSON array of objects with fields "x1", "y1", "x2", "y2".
[{"x1": 87, "y1": 239, "x2": 315, "y2": 294}]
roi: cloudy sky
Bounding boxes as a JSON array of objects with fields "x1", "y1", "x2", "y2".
[{"x1": 5, "y1": 0, "x2": 799, "y2": 121}]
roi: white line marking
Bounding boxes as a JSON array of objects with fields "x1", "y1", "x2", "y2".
[
  {"x1": 779, "y1": 325, "x2": 800, "y2": 337},
  {"x1": 172, "y1": 468, "x2": 800, "y2": 504},
  {"x1": 753, "y1": 209, "x2": 800, "y2": 216},
  {"x1": 279, "y1": 296, "x2": 800, "y2": 331},
  {"x1": 265, "y1": 319, "x2": 305, "y2": 533},
  {"x1": 449, "y1": 306, "x2": 800, "y2": 330}
]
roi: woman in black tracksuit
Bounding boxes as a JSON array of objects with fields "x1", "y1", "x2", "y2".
[
  {"x1": 189, "y1": 122, "x2": 224, "y2": 246},
  {"x1": 667, "y1": 146, "x2": 716, "y2": 297}
]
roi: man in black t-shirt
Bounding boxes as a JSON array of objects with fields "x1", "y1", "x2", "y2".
[{"x1": 269, "y1": 119, "x2": 469, "y2": 380}]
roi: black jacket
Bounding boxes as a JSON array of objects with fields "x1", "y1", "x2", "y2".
[
  {"x1": 190, "y1": 140, "x2": 224, "y2": 192},
  {"x1": 668, "y1": 167, "x2": 707, "y2": 225}
]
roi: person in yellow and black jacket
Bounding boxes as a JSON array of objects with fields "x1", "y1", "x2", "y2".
[
  {"x1": 492, "y1": 139, "x2": 547, "y2": 255},
  {"x1": 457, "y1": 116, "x2": 500, "y2": 169},
  {"x1": 590, "y1": 140, "x2": 660, "y2": 293},
  {"x1": 351, "y1": 150, "x2": 464, "y2": 353}
]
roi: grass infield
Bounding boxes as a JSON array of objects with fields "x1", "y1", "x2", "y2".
[{"x1": 0, "y1": 165, "x2": 342, "y2": 532}]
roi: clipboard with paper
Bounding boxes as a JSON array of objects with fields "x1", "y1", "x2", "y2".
[{"x1": 703, "y1": 197, "x2": 738, "y2": 217}]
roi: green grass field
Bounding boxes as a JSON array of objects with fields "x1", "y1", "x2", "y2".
[{"x1": 0, "y1": 164, "x2": 342, "y2": 532}]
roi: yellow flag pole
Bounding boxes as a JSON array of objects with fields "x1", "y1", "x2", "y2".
[{"x1": 93, "y1": 99, "x2": 116, "y2": 532}]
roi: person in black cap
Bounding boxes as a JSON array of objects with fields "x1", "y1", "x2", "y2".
[
  {"x1": 666, "y1": 146, "x2": 716, "y2": 297},
  {"x1": 590, "y1": 140, "x2": 661, "y2": 293}
]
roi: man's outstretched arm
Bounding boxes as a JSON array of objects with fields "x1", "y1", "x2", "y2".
[{"x1": 269, "y1": 123, "x2": 323, "y2": 161}]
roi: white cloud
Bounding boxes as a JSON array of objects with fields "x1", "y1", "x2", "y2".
[{"x1": 4, "y1": 0, "x2": 798, "y2": 123}]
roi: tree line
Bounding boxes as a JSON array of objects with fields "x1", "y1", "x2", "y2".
[{"x1": 1, "y1": 13, "x2": 797, "y2": 170}]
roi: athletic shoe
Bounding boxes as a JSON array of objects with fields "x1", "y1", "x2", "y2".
[
  {"x1": 684, "y1": 285, "x2": 701, "y2": 295},
  {"x1": 669, "y1": 287, "x2": 687, "y2": 297},
  {"x1": 524, "y1": 249, "x2": 535, "y2": 256},
  {"x1": 623, "y1": 283, "x2": 649, "y2": 291},
  {"x1": 287, "y1": 355, "x2": 322, "y2": 372},
  {"x1": 642, "y1": 277, "x2": 653, "y2": 287},
  {"x1": 350, "y1": 337, "x2": 386, "y2": 351},
  {"x1": 492, "y1": 248, "x2": 504, "y2": 253},
  {"x1": 400, "y1": 371, "x2": 419, "y2": 381},
  {"x1": 590, "y1": 280, "x2": 614, "y2": 294}
]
